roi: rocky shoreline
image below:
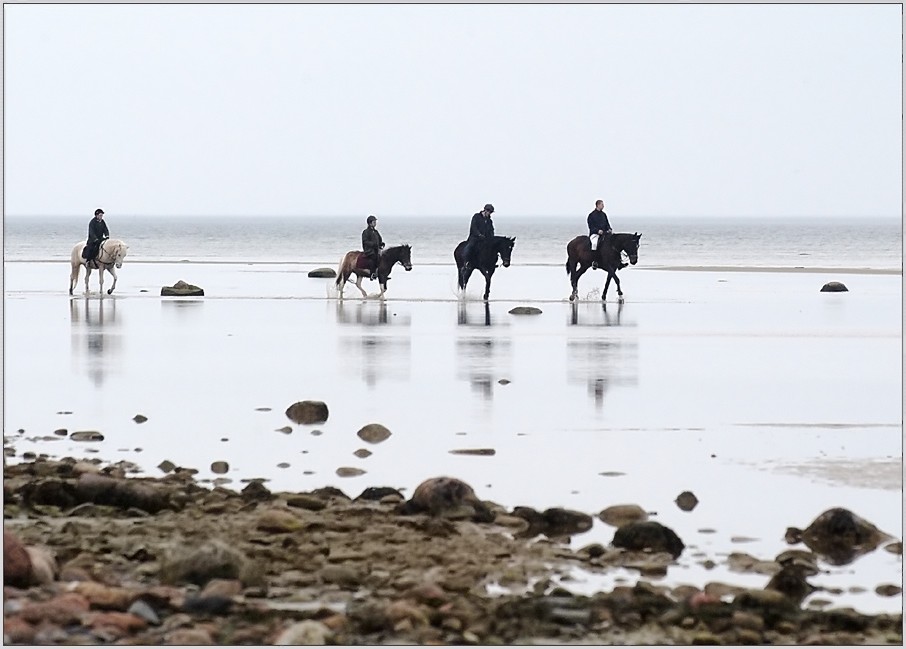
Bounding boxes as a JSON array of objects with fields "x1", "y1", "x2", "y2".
[{"x1": 3, "y1": 458, "x2": 903, "y2": 645}]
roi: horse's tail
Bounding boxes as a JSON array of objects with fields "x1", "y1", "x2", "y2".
[{"x1": 335, "y1": 256, "x2": 345, "y2": 288}]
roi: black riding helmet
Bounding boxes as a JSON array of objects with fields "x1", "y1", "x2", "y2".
[
  {"x1": 367, "y1": 215, "x2": 377, "y2": 225},
  {"x1": 95, "y1": 208, "x2": 104, "y2": 216},
  {"x1": 484, "y1": 204, "x2": 494, "y2": 214}
]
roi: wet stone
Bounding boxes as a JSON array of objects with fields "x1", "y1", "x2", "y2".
[
  {"x1": 337, "y1": 467, "x2": 366, "y2": 478},
  {"x1": 132, "y1": 414, "x2": 148, "y2": 423},
  {"x1": 210, "y1": 461, "x2": 229, "y2": 475},
  {"x1": 285, "y1": 400, "x2": 329, "y2": 425},
  {"x1": 71, "y1": 431, "x2": 104, "y2": 442},
  {"x1": 357, "y1": 423, "x2": 392, "y2": 444},
  {"x1": 675, "y1": 491, "x2": 699, "y2": 511}
]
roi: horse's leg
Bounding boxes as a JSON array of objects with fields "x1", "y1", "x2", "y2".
[
  {"x1": 69, "y1": 262, "x2": 80, "y2": 296},
  {"x1": 83, "y1": 266, "x2": 92, "y2": 295},
  {"x1": 613, "y1": 272, "x2": 624, "y2": 302},
  {"x1": 107, "y1": 266, "x2": 118, "y2": 295},
  {"x1": 602, "y1": 271, "x2": 614, "y2": 301},
  {"x1": 97, "y1": 266, "x2": 106, "y2": 297},
  {"x1": 569, "y1": 262, "x2": 589, "y2": 301},
  {"x1": 355, "y1": 272, "x2": 367, "y2": 298},
  {"x1": 482, "y1": 270, "x2": 493, "y2": 301}
]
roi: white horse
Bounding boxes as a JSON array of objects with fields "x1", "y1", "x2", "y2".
[{"x1": 69, "y1": 239, "x2": 129, "y2": 296}]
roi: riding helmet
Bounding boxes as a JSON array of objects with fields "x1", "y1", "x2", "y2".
[
  {"x1": 484, "y1": 204, "x2": 494, "y2": 213},
  {"x1": 367, "y1": 215, "x2": 377, "y2": 224},
  {"x1": 95, "y1": 208, "x2": 105, "y2": 216}
]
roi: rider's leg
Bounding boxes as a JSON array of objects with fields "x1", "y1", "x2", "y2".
[{"x1": 590, "y1": 234, "x2": 600, "y2": 269}]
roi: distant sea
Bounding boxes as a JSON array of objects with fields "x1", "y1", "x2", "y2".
[{"x1": 3, "y1": 215, "x2": 902, "y2": 270}]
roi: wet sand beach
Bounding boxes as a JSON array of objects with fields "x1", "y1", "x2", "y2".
[{"x1": 3, "y1": 260, "x2": 902, "y2": 643}]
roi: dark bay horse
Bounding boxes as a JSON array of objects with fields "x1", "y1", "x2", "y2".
[
  {"x1": 336, "y1": 244, "x2": 412, "y2": 299},
  {"x1": 565, "y1": 232, "x2": 641, "y2": 302},
  {"x1": 453, "y1": 235, "x2": 516, "y2": 301}
]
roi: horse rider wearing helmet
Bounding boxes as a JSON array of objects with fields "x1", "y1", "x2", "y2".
[
  {"x1": 83, "y1": 208, "x2": 110, "y2": 267},
  {"x1": 462, "y1": 203, "x2": 495, "y2": 277},
  {"x1": 362, "y1": 215, "x2": 384, "y2": 280}
]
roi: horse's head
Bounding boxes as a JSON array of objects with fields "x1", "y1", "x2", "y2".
[
  {"x1": 113, "y1": 242, "x2": 129, "y2": 269},
  {"x1": 497, "y1": 236, "x2": 516, "y2": 268},
  {"x1": 400, "y1": 244, "x2": 413, "y2": 271},
  {"x1": 620, "y1": 233, "x2": 641, "y2": 266},
  {"x1": 388, "y1": 244, "x2": 413, "y2": 271}
]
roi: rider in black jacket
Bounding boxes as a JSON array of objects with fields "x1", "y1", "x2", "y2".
[
  {"x1": 462, "y1": 204, "x2": 495, "y2": 272},
  {"x1": 361, "y1": 215, "x2": 384, "y2": 280},
  {"x1": 83, "y1": 208, "x2": 109, "y2": 265},
  {"x1": 587, "y1": 200, "x2": 612, "y2": 269}
]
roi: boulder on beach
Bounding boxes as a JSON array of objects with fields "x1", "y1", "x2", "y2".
[
  {"x1": 612, "y1": 521, "x2": 685, "y2": 559},
  {"x1": 675, "y1": 491, "x2": 699, "y2": 512},
  {"x1": 599, "y1": 504, "x2": 648, "y2": 528},
  {"x1": 4, "y1": 530, "x2": 33, "y2": 587},
  {"x1": 161, "y1": 280, "x2": 204, "y2": 296},
  {"x1": 285, "y1": 400, "x2": 329, "y2": 425},
  {"x1": 308, "y1": 267, "x2": 337, "y2": 278},
  {"x1": 512, "y1": 506, "x2": 594, "y2": 538},
  {"x1": 820, "y1": 281, "x2": 848, "y2": 293},
  {"x1": 395, "y1": 476, "x2": 494, "y2": 523},
  {"x1": 159, "y1": 539, "x2": 253, "y2": 587},
  {"x1": 785, "y1": 507, "x2": 893, "y2": 565}
]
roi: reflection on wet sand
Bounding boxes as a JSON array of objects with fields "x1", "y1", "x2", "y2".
[
  {"x1": 455, "y1": 302, "x2": 513, "y2": 399},
  {"x1": 567, "y1": 302, "x2": 637, "y2": 409},
  {"x1": 335, "y1": 301, "x2": 411, "y2": 387},
  {"x1": 70, "y1": 297, "x2": 121, "y2": 387},
  {"x1": 457, "y1": 301, "x2": 492, "y2": 327}
]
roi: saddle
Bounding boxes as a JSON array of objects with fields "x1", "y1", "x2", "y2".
[{"x1": 354, "y1": 252, "x2": 377, "y2": 271}]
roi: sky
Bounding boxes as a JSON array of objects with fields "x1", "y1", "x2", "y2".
[{"x1": 3, "y1": 3, "x2": 902, "y2": 219}]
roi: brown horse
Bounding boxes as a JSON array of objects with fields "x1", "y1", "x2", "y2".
[
  {"x1": 565, "y1": 232, "x2": 641, "y2": 302},
  {"x1": 335, "y1": 244, "x2": 412, "y2": 299}
]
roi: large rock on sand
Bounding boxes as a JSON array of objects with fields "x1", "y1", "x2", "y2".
[
  {"x1": 4, "y1": 530, "x2": 33, "y2": 587},
  {"x1": 612, "y1": 521, "x2": 685, "y2": 559},
  {"x1": 308, "y1": 268, "x2": 337, "y2": 278},
  {"x1": 161, "y1": 280, "x2": 204, "y2": 296},
  {"x1": 395, "y1": 477, "x2": 494, "y2": 523},
  {"x1": 785, "y1": 507, "x2": 893, "y2": 565}
]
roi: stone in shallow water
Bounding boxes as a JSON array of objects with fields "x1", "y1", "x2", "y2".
[
  {"x1": 210, "y1": 461, "x2": 229, "y2": 475},
  {"x1": 599, "y1": 504, "x2": 648, "y2": 528},
  {"x1": 675, "y1": 491, "x2": 699, "y2": 512},
  {"x1": 160, "y1": 280, "x2": 204, "y2": 296},
  {"x1": 448, "y1": 448, "x2": 496, "y2": 456},
  {"x1": 285, "y1": 401, "x2": 329, "y2": 425},
  {"x1": 336, "y1": 467, "x2": 366, "y2": 478},
  {"x1": 356, "y1": 423, "x2": 392, "y2": 444},
  {"x1": 307, "y1": 267, "x2": 337, "y2": 278},
  {"x1": 132, "y1": 414, "x2": 148, "y2": 424},
  {"x1": 820, "y1": 281, "x2": 848, "y2": 292},
  {"x1": 508, "y1": 306, "x2": 542, "y2": 315},
  {"x1": 70, "y1": 431, "x2": 104, "y2": 442}
]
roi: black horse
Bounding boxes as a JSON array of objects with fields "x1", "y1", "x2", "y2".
[
  {"x1": 565, "y1": 232, "x2": 642, "y2": 302},
  {"x1": 453, "y1": 235, "x2": 516, "y2": 301}
]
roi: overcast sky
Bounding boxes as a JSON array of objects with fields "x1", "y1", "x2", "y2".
[{"x1": 4, "y1": 4, "x2": 902, "y2": 219}]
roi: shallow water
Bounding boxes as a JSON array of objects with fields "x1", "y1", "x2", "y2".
[{"x1": 3, "y1": 260, "x2": 902, "y2": 614}]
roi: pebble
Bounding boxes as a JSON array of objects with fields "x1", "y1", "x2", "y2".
[{"x1": 274, "y1": 620, "x2": 333, "y2": 645}]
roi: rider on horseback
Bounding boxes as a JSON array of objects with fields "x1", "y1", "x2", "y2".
[
  {"x1": 82, "y1": 208, "x2": 109, "y2": 267},
  {"x1": 587, "y1": 200, "x2": 612, "y2": 270},
  {"x1": 461, "y1": 204, "x2": 495, "y2": 280},
  {"x1": 362, "y1": 215, "x2": 384, "y2": 280}
]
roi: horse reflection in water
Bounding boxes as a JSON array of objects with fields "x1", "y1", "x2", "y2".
[
  {"x1": 70, "y1": 297, "x2": 120, "y2": 387},
  {"x1": 335, "y1": 301, "x2": 410, "y2": 387},
  {"x1": 457, "y1": 301, "x2": 492, "y2": 327},
  {"x1": 566, "y1": 301, "x2": 637, "y2": 409}
]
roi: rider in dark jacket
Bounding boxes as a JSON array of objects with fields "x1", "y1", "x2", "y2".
[
  {"x1": 83, "y1": 208, "x2": 109, "y2": 265},
  {"x1": 361, "y1": 215, "x2": 384, "y2": 280},
  {"x1": 587, "y1": 200, "x2": 612, "y2": 269},
  {"x1": 462, "y1": 204, "x2": 495, "y2": 271}
]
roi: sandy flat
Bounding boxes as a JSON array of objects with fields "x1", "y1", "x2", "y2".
[{"x1": 3, "y1": 261, "x2": 902, "y2": 613}]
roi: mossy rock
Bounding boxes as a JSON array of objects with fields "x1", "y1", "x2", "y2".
[
  {"x1": 161, "y1": 280, "x2": 204, "y2": 296},
  {"x1": 308, "y1": 268, "x2": 337, "y2": 278}
]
